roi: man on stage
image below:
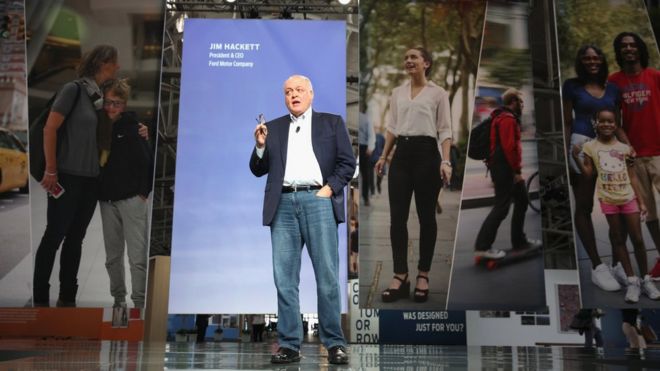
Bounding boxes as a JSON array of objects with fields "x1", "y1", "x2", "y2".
[{"x1": 250, "y1": 75, "x2": 355, "y2": 365}]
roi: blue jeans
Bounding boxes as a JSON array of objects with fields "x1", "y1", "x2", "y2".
[{"x1": 270, "y1": 190, "x2": 346, "y2": 351}]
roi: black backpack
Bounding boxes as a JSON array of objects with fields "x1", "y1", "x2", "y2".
[
  {"x1": 29, "y1": 82, "x2": 81, "y2": 182},
  {"x1": 467, "y1": 111, "x2": 502, "y2": 161},
  {"x1": 467, "y1": 116, "x2": 493, "y2": 160}
]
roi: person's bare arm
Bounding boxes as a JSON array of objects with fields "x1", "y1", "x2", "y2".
[
  {"x1": 629, "y1": 163, "x2": 648, "y2": 220},
  {"x1": 439, "y1": 138, "x2": 452, "y2": 185},
  {"x1": 375, "y1": 130, "x2": 396, "y2": 175},
  {"x1": 41, "y1": 111, "x2": 65, "y2": 192},
  {"x1": 571, "y1": 143, "x2": 595, "y2": 178},
  {"x1": 562, "y1": 98, "x2": 573, "y2": 155},
  {"x1": 580, "y1": 151, "x2": 595, "y2": 178}
]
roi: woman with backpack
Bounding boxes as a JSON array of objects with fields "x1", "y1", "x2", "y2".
[
  {"x1": 562, "y1": 44, "x2": 621, "y2": 292},
  {"x1": 32, "y1": 45, "x2": 120, "y2": 307},
  {"x1": 374, "y1": 47, "x2": 453, "y2": 303}
]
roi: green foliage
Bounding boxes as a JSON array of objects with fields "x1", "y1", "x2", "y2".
[
  {"x1": 481, "y1": 48, "x2": 530, "y2": 88},
  {"x1": 360, "y1": 0, "x2": 485, "y2": 142},
  {"x1": 556, "y1": 0, "x2": 660, "y2": 80}
]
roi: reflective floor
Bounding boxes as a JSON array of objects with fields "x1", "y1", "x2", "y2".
[{"x1": 2, "y1": 340, "x2": 660, "y2": 370}]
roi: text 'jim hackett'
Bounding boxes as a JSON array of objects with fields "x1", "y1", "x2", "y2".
[{"x1": 209, "y1": 43, "x2": 261, "y2": 51}]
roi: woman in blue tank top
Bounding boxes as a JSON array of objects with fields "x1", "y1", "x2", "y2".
[{"x1": 562, "y1": 44, "x2": 620, "y2": 292}]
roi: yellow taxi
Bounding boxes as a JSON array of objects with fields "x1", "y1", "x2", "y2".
[{"x1": 0, "y1": 127, "x2": 28, "y2": 193}]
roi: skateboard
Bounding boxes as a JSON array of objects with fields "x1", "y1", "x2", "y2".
[{"x1": 474, "y1": 245, "x2": 542, "y2": 270}]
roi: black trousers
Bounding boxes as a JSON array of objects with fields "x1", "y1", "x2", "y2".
[
  {"x1": 388, "y1": 136, "x2": 441, "y2": 274},
  {"x1": 252, "y1": 324, "x2": 265, "y2": 342},
  {"x1": 33, "y1": 173, "x2": 98, "y2": 304},
  {"x1": 475, "y1": 152, "x2": 528, "y2": 251},
  {"x1": 197, "y1": 324, "x2": 208, "y2": 342},
  {"x1": 359, "y1": 144, "x2": 373, "y2": 204}
]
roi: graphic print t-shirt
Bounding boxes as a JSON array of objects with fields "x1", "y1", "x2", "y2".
[
  {"x1": 608, "y1": 68, "x2": 660, "y2": 157},
  {"x1": 582, "y1": 139, "x2": 634, "y2": 205}
]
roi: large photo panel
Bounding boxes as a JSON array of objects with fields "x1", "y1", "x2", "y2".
[
  {"x1": 26, "y1": 0, "x2": 163, "y2": 308},
  {"x1": 556, "y1": 0, "x2": 660, "y2": 308},
  {"x1": 0, "y1": 0, "x2": 30, "y2": 307},
  {"x1": 169, "y1": 19, "x2": 347, "y2": 314},
  {"x1": 447, "y1": 1, "x2": 546, "y2": 311},
  {"x1": 358, "y1": 0, "x2": 486, "y2": 309}
]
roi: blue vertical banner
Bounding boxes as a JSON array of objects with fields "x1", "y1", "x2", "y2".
[{"x1": 169, "y1": 19, "x2": 347, "y2": 313}]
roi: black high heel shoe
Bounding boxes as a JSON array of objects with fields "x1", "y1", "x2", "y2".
[
  {"x1": 382, "y1": 274, "x2": 410, "y2": 302},
  {"x1": 413, "y1": 275, "x2": 429, "y2": 303}
]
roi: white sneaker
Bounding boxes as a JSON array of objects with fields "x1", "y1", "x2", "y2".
[
  {"x1": 625, "y1": 276, "x2": 641, "y2": 303},
  {"x1": 592, "y1": 263, "x2": 621, "y2": 291},
  {"x1": 525, "y1": 238, "x2": 543, "y2": 249},
  {"x1": 642, "y1": 275, "x2": 660, "y2": 300},
  {"x1": 476, "y1": 248, "x2": 505, "y2": 259},
  {"x1": 611, "y1": 262, "x2": 629, "y2": 287}
]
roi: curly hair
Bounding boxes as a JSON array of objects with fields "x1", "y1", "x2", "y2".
[
  {"x1": 613, "y1": 32, "x2": 649, "y2": 69},
  {"x1": 591, "y1": 106, "x2": 618, "y2": 128}
]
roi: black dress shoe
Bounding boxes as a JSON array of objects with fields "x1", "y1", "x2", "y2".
[
  {"x1": 270, "y1": 347, "x2": 301, "y2": 364},
  {"x1": 327, "y1": 345, "x2": 349, "y2": 365}
]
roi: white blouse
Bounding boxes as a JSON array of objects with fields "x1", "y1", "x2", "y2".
[{"x1": 387, "y1": 80, "x2": 452, "y2": 152}]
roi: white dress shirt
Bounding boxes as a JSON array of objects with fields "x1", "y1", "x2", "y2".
[
  {"x1": 387, "y1": 80, "x2": 452, "y2": 152},
  {"x1": 256, "y1": 106, "x2": 323, "y2": 187}
]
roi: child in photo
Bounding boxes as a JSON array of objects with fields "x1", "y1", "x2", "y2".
[
  {"x1": 573, "y1": 107, "x2": 660, "y2": 303},
  {"x1": 98, "y1": 78, "x2": 153, "y2": 309}
]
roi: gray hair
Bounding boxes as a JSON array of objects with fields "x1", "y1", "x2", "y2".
[{"x1": 283, "y1": 75, "x2": 313, "y2": 92}]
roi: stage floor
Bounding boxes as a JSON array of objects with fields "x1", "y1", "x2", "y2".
[{"x1": 1, "y1": 340, "x2": 660, "y2": 369}]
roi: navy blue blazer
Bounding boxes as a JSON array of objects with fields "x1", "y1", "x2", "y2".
[{"x1": 250, "y1": 111, "x2": 356, "y2": 226}]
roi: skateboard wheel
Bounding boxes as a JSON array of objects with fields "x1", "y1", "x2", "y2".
[
  {"x1": 474, "y1": 256, "x2": 482, "y2": 265},
  {"x1": 486, "y1": 261, "x2": 497, "y2": 270}
]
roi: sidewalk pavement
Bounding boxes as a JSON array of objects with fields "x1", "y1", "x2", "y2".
[
  {"x1": 575, "y1": 191, "x2": 660, "y2": 308},
  {"x1": 358, "y1": 175, "x2": 459, "y2": 310},
  {"x1": 446, "y1": 200, "x2": 546, "y2": 311}
]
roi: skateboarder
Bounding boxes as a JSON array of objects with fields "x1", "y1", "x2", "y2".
[{"x1": 474, "y1": 88, "x2": 541, "y2": 260}]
